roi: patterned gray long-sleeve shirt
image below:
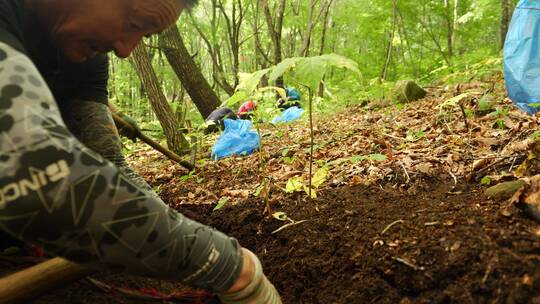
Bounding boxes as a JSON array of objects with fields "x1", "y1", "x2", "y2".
[{"x1": 0, "y1": 1, "x2": 243, "y2": 294}]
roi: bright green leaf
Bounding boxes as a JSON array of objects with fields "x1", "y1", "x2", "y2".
[
  {"x1": 320, "y1": 53, "x2": 361, "y2": 76},
  {"x1": 237, "y1": 68, "x2": 271, "y2": 93},
  {"x1": 312, "y1": 167, "x2": 329, "y2": 188},
  {"x1": 213, "y1": 197, "x2": 230, "y2": 212},
  {"x1": 296, "y1": 57, "x2": 328, "y2": 91},
  {"x1": 285, "y1": 177, "x2": 304, "y2": 193},
  {"x1": 269, "y1": 57, "x2": 303, "y2": 83},
  {"x1": 223, "y1": 91, "x2": 249, "y2": 108}
]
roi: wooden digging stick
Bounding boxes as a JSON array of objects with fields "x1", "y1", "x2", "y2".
[
  {"x1": 0, "y1": 257, "x2": 95, "y2": 303},
  {"x1": 111, "y1": 112, "x2": 195, "y2": 171}
]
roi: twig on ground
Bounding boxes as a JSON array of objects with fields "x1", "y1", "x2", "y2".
[
  {"x1": 459, "y1": 103, "x2": 470, "y2": 132},
  {"x1": 473, "y1": 154, "x2": 527, "y2": 180},
  {"x1": 482, "y1": 257, "x2": 496, "y2": 285},
  {"x1": 397, "y1": 160, "x2": 410, "y2": 184},
  {"x1": 383, "y1": 133, "x2": 404, "y2": 141},
  {"x1": 509, "y1": 156, "x2": 518, "y2": 172},
  {"x1": 272, "y1": 220, "x2": 309, "y2": 234},
  {"x1": 392, "y1": 257, "x2": 424, "y2": 271},
  {"x1": 448, "y1": 170, "x2": 458, "y2": 189},
  {"x1": 381, "y1": 220, "x2": 404, "y2": 235}
]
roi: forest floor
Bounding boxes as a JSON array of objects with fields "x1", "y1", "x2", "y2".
[{"x1": 5, "y1": 72, "x2": 540, "y2": 303}]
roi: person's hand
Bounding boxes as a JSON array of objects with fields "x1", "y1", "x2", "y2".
[
  {"x1": 218, "y1": 249, "x2": 281, "y2": 304},
  {"x1": 117, "y1": 113, "x2": 140, "y2": 142}
]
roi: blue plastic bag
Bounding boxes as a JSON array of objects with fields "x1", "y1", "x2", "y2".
[
  {"x1": 286, "y1": 87, "x2": 302, "y2": 101},
  {"x1": 504, "y1": 0, "x2": 540, "y2": 115},
  {"x1": 272, "y1": 106, "x2": 305, "y2": 124},
  {"x1": 211, "y1": 119, "x2": 260, "y2": 160}
]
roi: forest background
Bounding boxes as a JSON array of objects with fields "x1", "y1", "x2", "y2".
[{"x1": 109, "y1": 0, "x2": 518, "y2": 154}]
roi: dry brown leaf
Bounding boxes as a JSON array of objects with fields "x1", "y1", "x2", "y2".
[
  {"x1": 473, "y1": 158, "x2": 489, "y2": 171},
  {"x1": 415, "y1": 162, "x2": 433, "y2": 174},
  {"x1": 220, "y1": 189, "x2": 250, "y2": 199},
  {"x1": 502, "y1": 138, "x2": 535, "y2": 156},
  {"x1": 474, "y1": 137, "x2": 499, "y2": 147}
]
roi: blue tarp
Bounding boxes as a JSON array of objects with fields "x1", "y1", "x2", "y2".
[
  {"x1": 211, "y1": 119, "x2": 260, "y2": 160},
  {"x1": 504, "y1": 0, "x2": 540, "y2": 115},
  {"x1": 272, "y1": 106, "x2": 305, "y2": 124}
]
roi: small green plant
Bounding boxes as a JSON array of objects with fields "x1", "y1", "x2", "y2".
[
  {"x1": 225, "y1": 53, "x2": 361, "y2": 200},
  {"x1": 350, "y1": 153, "x2": 387, "y2": 164},
  {"x1": 480, "y1": 176, "x2": 492, "y2": 186},
  {"x1": 478, "y1": 94, "x2": 495, "y2": 112},
  {"x1": 406, "y1": 129, "x2": 426, "y2": 142},
  {"x1": 284, "y1": 166, "x2": 329, "y2": 198},
  {"x1": 213, "y1": 197, "x2": 230, "y2": 212},
  {"x1": 179, "y1": 171, "x2": 196, "y2": 182}
]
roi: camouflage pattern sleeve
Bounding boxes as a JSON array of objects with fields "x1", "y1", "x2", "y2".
[
  {"x1": 61, "y1": 100, "x2": 154, "y2": 193},
  {"x1": 0, "y1": 42, "x2": 243, "y2": 293}
]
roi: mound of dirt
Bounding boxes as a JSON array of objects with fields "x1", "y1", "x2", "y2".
[{"x1": 176, "y1": 180, "x2": 540, "y2": 304}]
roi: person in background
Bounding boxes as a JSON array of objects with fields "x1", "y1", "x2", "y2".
[
  {"x1": 0, "y1": 0, "x2": 281, "y2": 302},
  {"x1": 204, "y1": 107, "x2": 238, "y2": 134},
  {"x1": 277, "y1": 87, "x2": 302, "y2": 111},
  {"x1": 237, "y1": 100, "x2": 257, "y2": 119}
]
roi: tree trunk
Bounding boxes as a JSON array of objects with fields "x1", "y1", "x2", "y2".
[
  {"x1": 216, "y1": 0, "x2": 245, "y2": 90},
  {"x1": 262, "y1": 0, "x2": 286, "y2": 88},
  {"x1": 501, "y1": 0, "x2": 513, "y2": 49},
  {"x1": 189, "y1": 2, "x2": 236, "y2": 96},
  {"x1": 444, "y1": 0, "x2": 454, "y2": 57},
  {"x1": 318, "y1": 0, "x2": 334, "y2": 97},
  {"x1": 130, "y1": 44, "x2": 188, "y2": 154},
  {"x1": 298, "y1": 0, "x2": 318, "y2": 57},
  {"x1": 159, "y1": 25, "x2": 221, "y2": 119},
  {"x1": 381, "y1": 0, "x2": 398, "y2": 81}
]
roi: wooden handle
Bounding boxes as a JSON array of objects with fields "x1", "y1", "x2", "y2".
[
  {"x1": 0, "y1": 258, "x2": 95, "y2": 303},
  {"x1": 111, "y1": 112, "x2": 194, "y2": 171}
]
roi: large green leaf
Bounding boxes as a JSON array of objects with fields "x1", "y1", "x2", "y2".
[
  {"x1": 237, "y1": 68, "x2": 271, "y2": 94},
  {"x1": 269, "y1": 57, "x2": 303, "y2": 83},
  {"x1": 320, "y1": 54, "x2": 361, "y2": 76},
  {"x1": 222, "y1": 91, "x2": 249, "y2": 107},
  {"x1": 295, "y1": 57, "x2": 328, "y2": 91}
]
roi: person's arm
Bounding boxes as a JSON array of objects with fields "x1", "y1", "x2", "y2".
[{"x1": 0, "y1": 42, "x2": 242, "y2": 293}]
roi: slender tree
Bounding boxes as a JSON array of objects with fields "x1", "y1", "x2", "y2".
[
  {"x1": 261, "y1": 0, "x2": 286, "y2": 88},
  {"x1": 159, "y1": 25, "x2": 221, "y2": 119},
  {"x1": 131, "y1": 44, "x2": 189, "y2": 154}
]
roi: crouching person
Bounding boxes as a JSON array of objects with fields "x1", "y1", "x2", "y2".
[{"x1": 205, "y1": 107, "x2": 238, "y2": 134}]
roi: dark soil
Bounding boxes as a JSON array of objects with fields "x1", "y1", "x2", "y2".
[
  {"x1": 29, "y1": 179, "x2": 540, "y2": 304},
  {"x1": 180, "y1": 180, "x2": 540, "y2": 304}
]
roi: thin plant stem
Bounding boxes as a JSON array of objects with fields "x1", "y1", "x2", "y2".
[{"x1": 308, "y1": 88, "x2": 314, "y2": 201}]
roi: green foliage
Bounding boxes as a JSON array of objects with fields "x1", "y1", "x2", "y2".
[
  {"x1": 480, "y1": 176, "x2": 492, "y2": 186},
  {"x1": 108, "y1": 0, "x2": 511, "y2": 152},
  {"x1": 284, "y1": 167, "x2": 329, "y2": 198},
  {"x1": 406, "y1": 129, "x2": 426, "y2": 142},
  {"x1": 227, "y1": 54, "x2": 360, "y2": 108},
  {"x1": 350, "y1": 154, "x2": 388, "y2": 164},
  {"x1": 213, "y1": 197, "x2": 230, "y2": 212}
]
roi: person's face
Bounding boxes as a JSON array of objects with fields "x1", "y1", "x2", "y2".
[{"x1": 53, "y1": 0, "x2": 184, "y2": 62}]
